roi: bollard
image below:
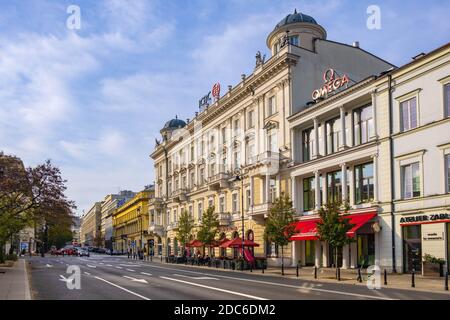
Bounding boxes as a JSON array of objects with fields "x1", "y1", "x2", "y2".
[
  {"x1": 445, "y1": 272, "x2": 448, "y2": 291},
  {"x1": 357, "y1": 268, "x2": 362, "y2": 283},
  {"x1": 314, "y1": 266, "x2": 317, "y2": 279},
  {"x1": 281, "y1": 263, "x2": 285, "y2": 276},
  {"x1": 337, "y1": 267, "x2": 341, "y2": 281},
  {"x1": 296, "y1": 264, "x2": 299, "y2": 277},
  {"x1": 262, "y1": 264, "x2": 264, "y2": 274},
  {"x1": 411, "y1": 271, "x2": 415, "y2": 288},
  {"x1": 384, "y1": 269, "x2": 387, "y2": 286},
  {"x1": 250, "y1": 264, "x2": 253, "y2": 272}
]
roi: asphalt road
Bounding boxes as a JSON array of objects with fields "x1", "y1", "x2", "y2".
[{"x1": 28, "y1": 254, "x2": 450, "y2": 300}]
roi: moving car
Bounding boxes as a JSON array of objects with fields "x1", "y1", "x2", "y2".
[{"x1": 76, "y1": 248, "x2": 90, "y2": 257}]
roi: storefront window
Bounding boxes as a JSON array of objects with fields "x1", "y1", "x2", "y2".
[
  {"x1": 355, "y1": 162, "x2": 374, "y2": 204},
  {"x1": 403, "y1": 225, "x2": 422, "y2": 273},
  {"x1": 305, "y1": 241, "x2": 315, "y2": 266},
  {"x1": 357, "y1": 234, "x2": 375, "y2": 267},
  {"x1": 303, "y1": 176, "x2": 315, "y2": 211}
]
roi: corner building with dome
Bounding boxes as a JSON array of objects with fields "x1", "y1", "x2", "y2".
[{"x1": 148, "y1": 10, "x2": 396, "y2": 267}]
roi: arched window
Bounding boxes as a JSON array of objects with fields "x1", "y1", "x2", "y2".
[{"x1": 157, "y1": 236, "x2": 162, "y2": 255}]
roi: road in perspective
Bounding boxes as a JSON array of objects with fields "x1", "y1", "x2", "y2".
[{"x1": 28, "y1": 254, "x2": 450, "y2": 300}]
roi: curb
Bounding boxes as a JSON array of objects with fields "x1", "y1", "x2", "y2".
[{"x1": 21, "y1": 259, "x2": 32, "y2": 300}]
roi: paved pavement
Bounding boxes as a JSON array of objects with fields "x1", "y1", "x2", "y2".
[
  {"x1": 27, "y1": 254, "x2": 450, "y2": 300},
  {"x1": 0, "y1": 259, "x2": 31, "y2": 300}
]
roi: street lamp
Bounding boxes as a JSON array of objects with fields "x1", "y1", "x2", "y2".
[{"x1": 233, "y1": 174, "x2": 245, "y2": 261}]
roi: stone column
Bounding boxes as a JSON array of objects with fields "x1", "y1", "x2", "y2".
[
  {"x1": 313, "y1": 117, "x2": 319, "y2": 159},
  {"x1": 371, "y1": 90, "x2": 377, "y2": 139},
  {"x1": 372, "y1": 153, "x2": 379, "y2": 203},
  {"x1": 350, "y1": 242, "x2": 358, "y2": 268},
  {"x1": 342, "y1": 244, "x2": 349, "y2": 269},
  {"x1": 291, "y1": 176, "x2": 298, "y2": 214},
  {"x1": 291, "y1": 241, "x2": 299, "y2": 267},
  {"x1": 315, "y1": 240, "x2": 321, "y2": 267},
  {"x1": 339, "y1": 106, "x2": 347, "y2": 149},
  {"x1": 322, "y1": 174, "x2": 328, "y2": 205},
  {"x1": 314, "y1": 170, "x2": 320, "y2": 210},
  {"x1": 341, "y1": 163, "x2": 348, "y2": 203},
  {"x1": 322, "y1": 242, "x2": 329, "y2": 267}
]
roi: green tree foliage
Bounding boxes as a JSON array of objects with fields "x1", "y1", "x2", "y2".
[
  {"x1": 264, "y1": 193, "x2": 296, "y2": 270},
  {"x1": 316, "y1": 201, "x2": 355, "y2": 269},
  {"x1": 176, "y1": 209, "x2": 194, "y2": 254},
  {"x1": 197, "y1": 206, "x2": 219, "y2": 252}
]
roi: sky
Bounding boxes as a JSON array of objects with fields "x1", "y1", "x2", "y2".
[{"x1": 0, "y1": 0, "x2": 449, "y2": 216}]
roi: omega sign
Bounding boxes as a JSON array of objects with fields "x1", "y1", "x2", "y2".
[{"x1": 312, "y1": 69, "x2": 350, "y2": 100}]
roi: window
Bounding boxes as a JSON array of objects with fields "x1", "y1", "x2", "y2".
[
  {"x1": 232, "y1": 193, "x2": 238, "y2": 213},
  {"x1": 400, "y1": 97, "x2": 418, "y2": 132},
  {"x1": 190, "y1": 144, "x2": 194, "y2": 161},
  {"x1": 219, "y1": 197, "x2": 225, "y2": 213},
  {"x1": 221, "y1": 127, "x2": 227, "y2": 144},
  {"x1": 208, "y1": 198, "x2": 214, "y2": 209},
  {"x1": 445, "y1": 84, "x2": 450, "y2": 118},
  {"x1": 302, "y1": 127, "x2": 314, "y2": 162},
  {"x1": 150, "y1": 210, "x2": 155, "y2": 224},
  {"x1": 210, "y1": 163, "x2": 215, "y2": 177},
  {"x1": 446, "y1": 155, "x2": 450, "y2": 193},
  {"x1": 402, "y1": 162, "x2": 420, "y2": 198},
  {"x1": 327, "y1": 171, "x2": 342, "y2": 204},
  {"x1": 289, "y1": 35, "x2": 299, "y2": 46},
  {"x1": 303, "y1": 177, "x2": 315, "y2": 211},
  {"x1": 353, "y1": 105, "x2": 374, "y2": 145},
  {"x1": 234, "y1": 119, "x2": 240, "y2": 137},
  {"x1": 355, "y1": 162, "x2": 374, "y2": 204},
  {"x1": 233, "y1": 150, "x2": 240, "y2": 170},
  {"x1": 269, "y1": 179, "x2": 277, "y2": 202},
  {"x1": 168, "y1": 182, "x2": 172, "y2": 195},
  {"x1": 168, "y1": 160, "x2": 172, "y2": 173},
  {"x1": 268, "y1": 130, "x2": 278, "y2": 153},
  {"x1": 267, "y1": 96, "x2": 276, "y2": 116},
  {"x1": 188, "y1": 206, "x2": 193, "y2": 219},
  {"x1": 190, "y1": 171, "x2": 195, "y2": 187},
  {"x1": 198, "y1": 202, "x2": 203, "y2": 221},
  {"x1": 199, "y1": 168, "x2": 205, "y2": 184},
  {"x1": 248, "y1": 110, "x2": 255, "y2": 128},
  {"x1": 222, "y1": 157, "x2": 227, "y2": 172},
  {"x1": 210, "y1": 134, "x2": 215, "y2": 151},
  {"x1": 246, "y1": 189, "x2": 251, "y2": 210},
  {"x1": 173, "y1": 209, "x2": 177, "y2": 222},
  {"x1": 246, "y1": 140, "x2": 255, "y2": 164},
  {"x1": 326, "y1": 118, "x2": 341, "y2": 155}
]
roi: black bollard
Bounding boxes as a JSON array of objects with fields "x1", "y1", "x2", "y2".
[
  {"x1": 337, "y1": 267, "x2": 341, "y2": 281},
  {"x1": 357, "y1": 267, "x2": 362, "y2": 283},
  {"x1": 411, "y1": 271, "x2": 415, "y2": 288},
  {"x1": 384, "y1": 269, "x2": 387, "y2": 286},
  {"x1": 296, "y1": 264, "x2": 299, "y2": 277},
  {"x1": 250, "y1": 264, "x2": 253, "y2": 272},
  {"x1": 314, "y1": 266, "x2": 317, "y2": 279},
  {"x1": 281, "y1": 263, "x2": 284, "y2": 276},
  {"x1": 445, "y1": 272, "x2": 448, "y2": 291},
  {"x1": 262, "y1": 264, "x2": 264, "y2": 274}
]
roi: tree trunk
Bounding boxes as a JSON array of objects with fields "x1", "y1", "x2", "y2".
[
  {"x1": 0, "y1": 240, "x2": 5, "y2": 264},
  {"x1": 281, "y1": 245, "x2": 284, "y2": 276}
]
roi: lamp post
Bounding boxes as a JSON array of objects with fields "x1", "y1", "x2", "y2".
[{"x1": 234, "y1": 174, "x2": 245, "y2": 259}]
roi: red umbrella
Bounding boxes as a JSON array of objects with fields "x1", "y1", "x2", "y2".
[
  {"x1": 186, "y1": 239, "x2": 204, "y2": 248},
  {"x1": 220, "y1": 237, "x2": 260, "y2": 248}
]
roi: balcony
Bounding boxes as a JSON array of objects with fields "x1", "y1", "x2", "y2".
[
  {"x1": 247, "y1": 203, "x2": 272, "y2": 219},
  {"x1": 150, "y1": 197, "x2": 164, "y2": 209},
  {"x1": 166, "y1": 221, "x2": 179, "y2": 231},
  {"x1": 218, "y1": 212, "x2": 231, "y2": 226},
  {"x1": 171, "y1": 189, "x2": 187, "y2": 203},
  {"x1": 207, "y1": 172, "x2": 230, "y2": 190},
  {"x1": 247, "y1": 151, "x2": 280, "y2": 175},
  {"x1": 149, "y1": 222, "x2": 165, "y2": 236}
]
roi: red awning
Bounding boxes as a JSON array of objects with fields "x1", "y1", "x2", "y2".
[
  {"x1": 220, "y1": 237, "x2": 260, "y2": 248},
  {"x1": 289, "y1": 212, "x2": 377, "y2": 241},
  {"x1": 346, "y1": 212, "x2": 377, "y2": 237},
  {"x1": 186, "y1": 239, "x2": 204, "y2": 247}
]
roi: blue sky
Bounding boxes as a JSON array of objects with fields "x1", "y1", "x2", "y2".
[{"x1": 0, "y1": 0, "x2": 448, "y2": 215}]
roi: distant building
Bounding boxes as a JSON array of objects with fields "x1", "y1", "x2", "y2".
[
  {"x1": 80, "y1": 202, "x2": 103, "y2": 247},
  {"x1": 71, "y1": 216, "x2": 81, "y2": 245}
]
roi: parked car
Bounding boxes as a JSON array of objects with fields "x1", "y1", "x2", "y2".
[{"x1": 97, "y1": 248, "x2": 106, "y2": 254}]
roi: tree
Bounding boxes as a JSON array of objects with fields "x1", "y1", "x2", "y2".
[
  {"x1": 316, "y1": 201, "x2": 355, "y2": 275},
  {"x1": 176, "y1": 209, "x2": 194, "y2": 256},
  {"x1": 264, "y1": 192, "x2": 296, "y2": 275},
  {"x1": 197, "y1": 206, "x2": 219, "y2": 256},
  {"x1": 0, "y1": 152, "x2": 76, "y2": 262}
]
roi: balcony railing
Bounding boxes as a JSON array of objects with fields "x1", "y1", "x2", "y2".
[
  {"x1": 247, "y1": 203, "x2": 272, "y2": 218},
  {"x1": 171, "y1": 189, "x2": 187, "y2": 202},
  {"x1": 218, "y1": 212, "x2": 231, "y2": 226},
  {"x1": 166, "y1": 221, "x2": 179, "y2": 231},
  {"x1": 149, "y1": 222, "x2": 165, "y2": 235},
  {"x1": 207, "y1": 172, "x2": 230, "y2": 190}
]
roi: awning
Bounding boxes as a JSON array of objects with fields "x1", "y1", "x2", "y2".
[
  {"x1": 219, "y1": 237, "x2": 260, "y2": 248},
  {"x1": 185, "y1": 239, "x2": 204, "y2": 248},
  {"x1": 289, "y1": 212, "x2": 377, "y2": 241}
]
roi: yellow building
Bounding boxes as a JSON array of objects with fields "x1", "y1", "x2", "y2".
[
  {"x1": 149, "y1": 10, "x2": 394, "y2": 266},
  {"x1": 112, "y1": 188, "x2": 154, "y2": 253}
]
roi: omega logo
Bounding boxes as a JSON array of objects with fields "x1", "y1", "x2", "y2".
[{"x1": 312, "y1": 68, "x2": 350, "y2": 100}]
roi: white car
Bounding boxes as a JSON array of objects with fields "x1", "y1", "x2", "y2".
[{"x1": 77, "y1": 248, "x2": 90, "y2": 257}]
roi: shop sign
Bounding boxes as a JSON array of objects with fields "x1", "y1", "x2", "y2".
[
  {"x1": 423, "y1": 232, "x2": 444, "y2": 241},
  {"x1": 400, "y1": 213, "x2": 450, "y2": 225},
  {"x1": 312, "y1": 68, "x2": 349, "y2": 100}
]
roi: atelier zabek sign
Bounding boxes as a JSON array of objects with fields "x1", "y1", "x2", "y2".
[
  {"x1": 312, "y1": 68, "x2": 350, "y2": 100},
  {"x1": 400, "y1": 213, "x2": 450, "y2": 225}
]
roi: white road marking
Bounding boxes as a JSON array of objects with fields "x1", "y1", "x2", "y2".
[
  {"x1": 87, "y1": 264, "x2": 96, "y2": 268},
  {"x1": 173, "y1": 273, "x2": 219, "y2": 280},
  {"x1": 146, "y1": 264, "x2": 394, "y2": 300},
  {"x1": 94, "y1": 276, "x2": 151, "y2": 300},
  {"x1": 84, "y1": 272, "x2": 91, "y2": 275},
  {"x1": 160, "y1": 276, "x2": 267, "y2": 300},
  {"x1": 106, "y1": 264, "x2": 113, "y2": 267},
  {"x1": 46, "y1": 264, "x2": 52, "y2": 268},
  {"x1": 123, "y1": 276, "x2": 148, "y2": 284},
  {"x1": 116, "y1": 266, "x2": 123, "y2": 269},
  {"x1": 140, "y1": 272, "x2": 152, "y2": 276},
  {"x1": 126, "y1": 269, "x2": 135, "y2": 272}
]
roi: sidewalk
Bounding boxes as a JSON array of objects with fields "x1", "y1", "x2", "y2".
[
  {"x1": 0, "y1": 258, "x2": 31, "y2": 300},
  {"x1": 144, "y1": 257, "x2": 450, "y2": 295}
]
